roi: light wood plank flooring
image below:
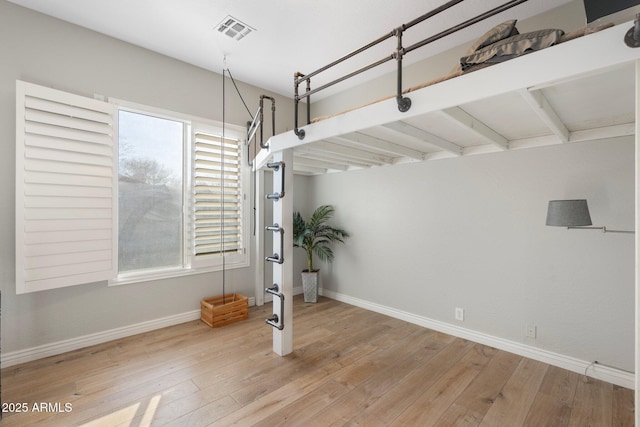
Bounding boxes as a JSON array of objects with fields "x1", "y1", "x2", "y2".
[{"x1": 1, "y1": 295, "x2": 634, "y2": 426}]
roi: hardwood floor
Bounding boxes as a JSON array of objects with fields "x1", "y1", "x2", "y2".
[{"x1": 1, "y1": 295, "x2": 634, "y2": 426}]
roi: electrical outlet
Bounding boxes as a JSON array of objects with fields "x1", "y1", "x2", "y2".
[
  {"x1": 526, "y1": 323, "x2": 537, "y2": 339},
  {"x1": 455, "y1": 307, "x2": 464, "y2": 321}
]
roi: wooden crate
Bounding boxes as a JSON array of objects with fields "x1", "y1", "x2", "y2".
[{"x1": 200, "y1": 293, "x2": 249, "y2": 328}]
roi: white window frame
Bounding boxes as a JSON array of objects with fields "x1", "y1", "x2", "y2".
[
  {"x1": 113, "y1": 104, "x2": 189, "y2": 283},
  {"x1": 109, "y1": 99, "x2": 250, "y2": 286},
  {"x1": 190, "y1": 122, "x2": 249, "y2": 272}
]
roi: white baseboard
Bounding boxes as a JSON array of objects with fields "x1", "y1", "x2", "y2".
[
  {"x1": 4, "y1": 290, "x2": 633, "y2": 390},
  {"x1": 2, "y1": 296, "x2": 256, "y2": 368},
  {"x1": 319, "y1": 288, "x2": 634, "y2": 389}
]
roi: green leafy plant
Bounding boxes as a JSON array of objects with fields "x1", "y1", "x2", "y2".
[{"x1": 293, "y1": 205, "x2": 350, "y2": 273}]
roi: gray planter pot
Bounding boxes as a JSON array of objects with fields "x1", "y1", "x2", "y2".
[{"x1": 301, "y1": 271, "x2": 319, "y2": 303}]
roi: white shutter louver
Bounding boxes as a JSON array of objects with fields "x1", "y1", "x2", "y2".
[
  {"x1": 16, "y1": 81, "x2": 117, "y2": 294},
  {"x1": 193, "y1": 132, "x2": 242, "y2": 257}
]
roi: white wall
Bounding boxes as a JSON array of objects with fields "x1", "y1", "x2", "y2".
[
  {"x1": 308, "y1": 138, "x2": 635, "y2": 372},
  {"x1": 297, "y1": 0, "x2": 635, "y2": 373},
  {"x1": 0, "y1": 0, "x2": 301, "y2": 356}
]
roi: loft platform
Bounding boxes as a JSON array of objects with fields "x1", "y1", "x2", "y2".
[{"x1": 255, "y1": 21, "x2": 640, "y2": 175}]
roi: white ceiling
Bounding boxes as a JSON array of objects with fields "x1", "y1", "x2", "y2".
[{"x1": 8, "y1": 0, "x2": 574, "y2": 99}]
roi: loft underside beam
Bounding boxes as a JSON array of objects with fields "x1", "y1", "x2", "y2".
[
  {"x1": 293, "y1": 155, "x2": 349, "y2": 171},
  {"x1": 440, "y1": 107, "x2": 509, "y2": 150},
  {"x1": 292, "y1": 164, "x2": 328, "y2": 175},
  {"x1": 294, "y1": 146, "x2": 378, "y2": 168},
  {"x1": 508, "y1": 122, "x2": 634, "y2": 150},
  {"x1": 319, "y1": 139, "x2": 395, "y2": 164},
  {"x1": 383, "y1": 120, "x2": 463, "y2": 156},
  {"x1": 568, "y1": 122, "x2": 634, "y2": 141},
  {"x1": 519, "y1": 88, "x2": 570, "y2": 143},
  {"x1": 332, "y1": 132, "x2": 426, "y2": 160}
]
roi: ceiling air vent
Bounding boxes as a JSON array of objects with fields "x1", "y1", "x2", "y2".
[{"x1": 216, "y1": 16, "x2": 255, "y2": 41}]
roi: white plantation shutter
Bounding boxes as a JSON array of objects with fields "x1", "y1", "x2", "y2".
[
  {"x1": 16, "y1": 81, "x2": 117, "y2": 294},
  {"x1": 193, "y1": 131, "x2": 244, "y2": 260}
]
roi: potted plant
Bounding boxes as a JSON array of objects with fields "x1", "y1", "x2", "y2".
[{"x1": 293, "y1": 205, "x2": 350, "y2": 303}]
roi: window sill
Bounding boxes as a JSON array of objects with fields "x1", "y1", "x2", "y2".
[{"x1": 109, "y1": 260, "x2": 250, "y2": 287}]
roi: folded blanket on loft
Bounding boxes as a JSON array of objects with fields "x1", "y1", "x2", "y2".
[
  {"x1": 460, "y1": 28, "x2": 563, "y2": 70},
  {"x1": 310, "y1": 20, "x2": 613, "y2": 124}
]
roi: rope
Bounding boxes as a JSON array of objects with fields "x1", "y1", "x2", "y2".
[
  {"x1": 219, "y1": 61, "x2": 264, "y2": 299},
  {"x1": 226, "y1": 68, "x2": 254, "y2": 120},
  {"x1": 225, "y1": 67, "x2": 257, "y2": 236},
  {"x1": 221, "y1": 66, "x2": 226, "y2": 302}
]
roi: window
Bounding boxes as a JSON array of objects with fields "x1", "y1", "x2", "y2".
[
  {"x1": 192, "y1": 130, "x2": 246, "y2": 268},
  {"x1": 118, "y1": 110, "x2": 184, "y2": 274},
  {"x1": 16, "y1": 81, "x2": 249, "y2": 293},
  {"x1": 115, "y1": 108, "x2": 250, "y2": 282}
]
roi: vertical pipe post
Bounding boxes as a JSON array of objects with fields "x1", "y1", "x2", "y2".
[
  {"x1": 271, "y1": 97, "x2": 276, "y2": 137},
  {"x1": 259, "y1": 96, "x2": 264, "y2": 149},
  {"x1": 395, "y1": 27, "x2": 412, "y2": 112},
  {"x1": 271, "y1": 149, "x2": 293, "y2": 355},
  {"x1": 306, "y1": 78, "x2": 311, "y2": 125},
  {"x1": 254, "y1": 168, "x2": 265, "y2": 306},
  {"x1": 634, "y1": 59, "x2": 640, "y2": 427},
  {"x1": 294, "y1": 72, "x2": 306, "y2": 140}
]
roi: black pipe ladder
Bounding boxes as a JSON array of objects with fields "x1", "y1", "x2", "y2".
[
  {"x1": 264, "y1": 160, "x2": 286, "y2": 330},
  {"x1": 265, "y1": 284, "x2": 285, "y2": 330}
]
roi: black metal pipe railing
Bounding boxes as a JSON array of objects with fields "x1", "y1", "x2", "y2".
[
  {"x1": 259, "y1": 95, "x2": 275, "y2": 149},
  {"x1": 297, "y1": 55, "x2": 394, "y2": 101},
  {"x1": 395, "y1": 27, "x2": 411, "y2": 113},
  {"x1": 247, "y1": 106, "x2": 261, "y2": 146},
  {"x1": 292, "y1": 0, "x2": 529, "y2": 140},
  {"x1": 295, "y1": 31, "x2": 396, "y2": 86},
  {"x1": 306, "y1": 78, "x2": 311, "y2": 130},
  {"x1": 294, "y1": 72, "x2": 306, "y2": 139},
  {"x1": 294, "y1": 0, "x2": 464, "y2": 88},
  {"x1": 405, "y1": 0, "x2": 529, "y2": 55},
  {"x1": 247, "y1": 95, "x2": 276, "y2": 166},
  {"x1": 403, "y1": 0, "x2": 465, "y2": 30}
]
